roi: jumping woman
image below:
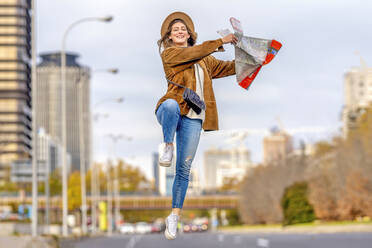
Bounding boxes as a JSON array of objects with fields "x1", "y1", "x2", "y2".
[{"x1": 155, "y1": 11, "x2": 237, "y2": 240}]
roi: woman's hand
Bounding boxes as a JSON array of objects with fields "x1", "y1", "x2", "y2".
[{"x1": 222, "y1": 34, "x2": 238, "y2": 45}]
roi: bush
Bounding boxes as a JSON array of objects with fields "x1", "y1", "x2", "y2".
[{"x1": 281, "y1": 182, "x2": 315, "y2": 225}]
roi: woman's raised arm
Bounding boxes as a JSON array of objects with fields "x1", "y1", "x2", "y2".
[{"x1": 162, "y1": 39, "x2": 224, "y2": 68}]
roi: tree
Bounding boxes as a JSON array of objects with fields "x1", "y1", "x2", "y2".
[
  {"x1": 68, "y1": 171, "x2": 81, "y2": 211},
  {"x1": 281, "y1": 182, "x2": 315, "y2": 225},
  {"x1": 0, "y1": 181, "x2": 18, "y2": 193},
  {"x1": 308, "y1": 104, "x2": 372, "y2": 221},
  {"x1": 116, "y1": 160, "x2": 149, "y2": 192},
  {"x1": 239, "y1": 155, "x2": 308, "y2": 224},
  {"x1": 219, "y1": 177, "x2": 241, "y2": 192}
]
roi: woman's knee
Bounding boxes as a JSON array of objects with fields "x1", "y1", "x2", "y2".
[
  {"x1": 161, "y1": 99, "x2": 180, "y2": 113},
  {"x1": 176, "y1": 170, "x2": 190, "y2": 182},
  {"x1": 176, "y1": 159, "x2": 192, "y2": 180}
]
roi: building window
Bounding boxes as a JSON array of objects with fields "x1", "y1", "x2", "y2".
[
  {"x1": 0, "y1": 7, "x2": 27, "y2": 16},
  {"x1": 0, "y1": 26, "x2": 27, "y2": 35},
  {"x1": 0, "y1": 36, "x2": 27, "y2": 45},
  {"x1": 0, "y1": 17, "x2": 26, "y2": 25},
  {"x1": 0, "y1": 46, "x2": 28, "y2": 60},
  {"x1": 0, "y1": 71, "x2": 26, "y2": 80}
]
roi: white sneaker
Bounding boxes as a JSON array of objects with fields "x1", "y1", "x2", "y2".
[
  {"x1": 164, "y1": 213, "x2": 179, "y2": 240},
  {"x1": 159, "y1": 143, "x2": 173, "y2": 167}
]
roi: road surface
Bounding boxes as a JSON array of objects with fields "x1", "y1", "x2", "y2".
[{"x1": 63, "y1": 232, "x2": 372, "y2": 248}]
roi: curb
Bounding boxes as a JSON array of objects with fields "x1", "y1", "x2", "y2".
[{"x1": 219, "y1": 224, "x2": 372, "y2": 234}]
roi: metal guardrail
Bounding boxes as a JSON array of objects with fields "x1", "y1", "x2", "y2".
[{"x1": 0, "y1": 194, "x2": 240, "y2": 210}]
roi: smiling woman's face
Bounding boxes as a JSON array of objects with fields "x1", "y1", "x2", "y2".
[{"x1": 169, "y1": 21, "x2": 190, "y2": 47}]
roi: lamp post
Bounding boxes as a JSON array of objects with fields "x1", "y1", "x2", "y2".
[
  {"x1": 90, "y1": 112, "x2": 108, "y2": 234},
  {"x1": 77, "y1": 76, "x2": 88, "y2": 234},
  {"x1": 78, "y1": 68, "x2": 119, "y2": 234},
  {"x1": 31, "y1": 0, "x2": 38, "y2": 237},
  {"x1": 106, "y1": 159, "x2": 113, "y2": 236},
  {"x1": 91, "y1": 97, "x2": 123, "y2": 233},
  {"x1": 89, "y1": 71, "x2": 122, "y2": 234},
  {"x1": 106, "y1": 134, "x2": 132, "y2": 232},
  {"x1": 60, "y1": 15, "x2": 113, "y2": 237}
]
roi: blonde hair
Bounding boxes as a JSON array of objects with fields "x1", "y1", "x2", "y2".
[{"x1": 157, "y1": 19, "x2": 196, "y2": 53}]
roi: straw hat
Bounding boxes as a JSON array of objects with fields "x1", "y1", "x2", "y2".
[{"x1": 160, "y1": 11, "x2": 197, "y2": 40}]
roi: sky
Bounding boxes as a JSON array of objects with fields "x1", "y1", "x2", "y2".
[{"x1": 37, "y1": 0, "x2": 372, "y2": 181}]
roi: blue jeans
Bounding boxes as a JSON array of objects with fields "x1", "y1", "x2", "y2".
[{"x1": 156, "y1": 99, "x2": 202, "y2": 208}]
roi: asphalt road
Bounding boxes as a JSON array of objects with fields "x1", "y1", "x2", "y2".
[{"x1": 66, "y1": 232, "x2": 372, "y2": 248}]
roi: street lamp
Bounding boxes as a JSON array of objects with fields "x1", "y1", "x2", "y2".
[
  {"x1": 78, "y1": 68, "x2": 120, "y2": 235},
  {"x1": 90, "y1": 84, "x2": 122, "y2": 234},
  {"x1": 31, "y1": 0, "x2": 38, "y2": 237},
  {"x1": 90, "y1": 97, "x2": 123, "y2": 234},
  {"x1": 93, "y1": 68, "x2": 119, "y2": 74},
  {"x1": 90, "y1": 112, "x2": 109, "y2": 234},
  {"x1": 77, "y1": 77, "x2": 89, "y2": 235},
  {"x1": 94, "y1": 97, "x2": 124, "y2": 108},
  {"x1": 106, "y1": 134, "x2": 132, "y2": 233},
  {"x1": 60, "y1": 15, "x2": 113, "y2": 237}
]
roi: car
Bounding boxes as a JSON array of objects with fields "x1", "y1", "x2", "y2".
[
  {"x1": 191, "y1": 224, "x2": 199, "y2": 232},
  {"x1": 183, "y1": 222, "x2": 208, "y2": 233},
  {"x1": 183, "y1": 223, "x2": 192, "y2": 233},
  {"x1": 199, "y1": 223, "x2": 208, "y2": 232},
  {"x1": 151, "y1": 222, "x2": 165, "y2": 233},
  {"x1": 135, "y1": 222, "x2": 152, "y2": 234},
  {"x1": 120, "y1": 223, "x2": 135, "y2": 234}
]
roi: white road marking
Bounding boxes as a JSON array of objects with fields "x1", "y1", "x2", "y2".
[
  {"x1": 233, "y1": 235, "x2": 241, "y2": 244},
  {"x1": 257, "y1": 238, "x2": 270, "y2": 247},
  {"x1": 218, "y1": 234, "x2": 225, "y2": 242},
  {"x1": 125, "y1": 235, "x2": 143, "y2": 248}
]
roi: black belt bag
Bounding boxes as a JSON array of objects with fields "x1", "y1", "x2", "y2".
[{"x1": 166, "y1": 79, "x2": 206, "y2": 115}]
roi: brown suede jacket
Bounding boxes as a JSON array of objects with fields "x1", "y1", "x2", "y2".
[{"x1": 155, "y1": 38, "x2": 236, "y2": 131}]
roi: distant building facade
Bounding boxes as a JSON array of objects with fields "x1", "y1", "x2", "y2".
[
  {"x1": 155, "y1": 144, "x2": 202, "y2": 196},
  {"x1": 342, "y1": 59, "x2": 372, "y2": 136},
  {"x1": 187, "y1": 168, "x2": 201, "y2": 196},
  {"x1": 36, "y1": 52, "x2": 90, "y2": 172},
  {"x1": 152, "y1": 152, "x2": 159, "y2": 194},
  {"x1": 0, "y1": 0, "x2": 32, "y2": 182},
  {"x1": 157, "y1": 144, "x2": 175, "y2": 196},
  {"x1": 158, "y1": 163, "x2": 175, "y2": 196},
  {"x1": 262, "y1": 127, "x2": 293, "y2": 165},
  {"x1": 203, "y1": 146, "x2": 252, "y2": 191},
  {"x1": 10, "y1": 129, "x2": 71, "y2": 183}
]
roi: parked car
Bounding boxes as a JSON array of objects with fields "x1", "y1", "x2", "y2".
[
  {"x1": 135, "y1": 222, "x2": 152, "y2": 234},
  {"x1": 199, "y1": 223, "x2": 208, "y2": 232},
  {"x1": 120, "y1": 223, "x2": 135, "y2": 234},
  {"x1": 183, "y1": 223, "x2": 192, "y2": 233},
  {"x1": 151, "y1": 222, "x2": 165, "y2": 233},
  {"x1": 183, "y1": 223, "x2": 208, "y2": 233}
]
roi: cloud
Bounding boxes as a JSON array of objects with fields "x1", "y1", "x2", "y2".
[{"x1": 37, "y1": 0, "x2": 372, "y2": 184}]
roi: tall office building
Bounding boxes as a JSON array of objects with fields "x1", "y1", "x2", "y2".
[
  {"x1": 0, "y1": 0, "x2": 32, "y2": 182},
  {"x1": 203, "y1": 146, "x2": 252, "y2": 191},
  {"x1": 342, "y1": 59, "x2": 372, "y2": 136},
  {"x1": 262, "y1": 127, "x2": 293, "y2": 165},
  {"x1": 36, "y1": 52, "x2": 90, "y2": 172}
]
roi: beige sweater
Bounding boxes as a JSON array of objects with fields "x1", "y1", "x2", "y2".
[{"x1": 186, "y1": 63, "x2": 205, "y2": 122}]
